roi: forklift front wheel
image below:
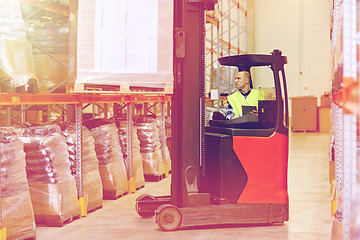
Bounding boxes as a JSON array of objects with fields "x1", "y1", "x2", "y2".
[
  {"x1": 155, "y1": 204, "x2": 182, "y2": 231},
  {"x1": 135, "y1": 194, "x2": 157, "y2": 218}
]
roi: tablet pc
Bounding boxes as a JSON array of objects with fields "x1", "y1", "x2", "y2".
[{"x1": 242, "y1": 105, "x2": 257, "y2": 115}]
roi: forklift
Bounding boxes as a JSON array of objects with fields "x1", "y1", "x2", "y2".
[{"x1": 135, "y1": 0, "x2": 289, "y2": 231}]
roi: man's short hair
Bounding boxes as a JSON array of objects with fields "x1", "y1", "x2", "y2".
[{"x1": 239, "y1": 71, "x2": 250, "y2": 80}]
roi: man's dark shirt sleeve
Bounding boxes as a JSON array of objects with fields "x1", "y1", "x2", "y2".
[{"x1": 225, "y1": 101, "x2": 234, "y2": 120}]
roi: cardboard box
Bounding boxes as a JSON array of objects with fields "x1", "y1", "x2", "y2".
[
  {"x1": 2, "y1": 192, "x2": 36, "y2": 240},
  {"x1": 28, "y1": 177, "x2": 80, "y2": 221},
  {"x1": 318, "y1": 107, "x2": 331, "y2": 133},
  {"x1": 83, "y1": 170, "x2": 103, "y2": 211},
  {"x1": 25, "y1": 110, "x2": 42, "y2": 123},
  {"x1": 99, "y1": 162, "x2": 128, "y2": 199},
  {"x1": 291, "y1": 96, "x2": 317, "y2": 132},
  {"x1": 320, "y1": 94, "x2": 331, "y2": 107}
]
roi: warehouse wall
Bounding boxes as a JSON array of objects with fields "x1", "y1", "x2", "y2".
[{"x1": 253, "y1": 0, "x2": 332, "y2": 100}]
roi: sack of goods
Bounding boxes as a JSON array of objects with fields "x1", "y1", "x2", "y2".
[
  {"x1": 84, "y1": 119, "x2": 128, "y2": 199},
  {"x1": 134, "y1": 116, "x2": 165, "y2": 179},
  {"x1": 19, "y1": 125, "x2": 80, "y2": 226},
  {"x1": 155, "y1": 118, "x2": 172, "y2": 174},
  {"x1": 61, "y1": 124, "x2": 103, "y2": 212},
  {"x1": 0, "y1": 128, "x2": 36, "y2": 239},
  {"x1": 114, "y1": 118, "x2": 145, "y2": 190}
]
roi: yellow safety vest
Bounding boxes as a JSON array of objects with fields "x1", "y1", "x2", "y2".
[{"x1": 228, "y1": 89, "x2": 264, "y2": 116}]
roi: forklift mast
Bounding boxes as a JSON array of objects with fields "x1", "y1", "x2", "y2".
[{"x1": 172, "y1": 0, "x2": 216, "y2": 208}]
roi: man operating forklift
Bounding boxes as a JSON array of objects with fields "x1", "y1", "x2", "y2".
[
  {"x1": 225, "y1": 71, "x2": 264, "y2": 120},
  {"x1": 136, "y1": 49, "x2": 290, "y2": 231}
]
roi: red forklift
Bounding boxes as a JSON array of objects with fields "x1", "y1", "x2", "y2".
[{"x1": 135, "y1": 0, "x2": 289, "y2": 231}]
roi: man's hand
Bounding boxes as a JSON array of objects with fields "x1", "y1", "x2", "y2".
[
  {"x1": 250, "y1": 110, "x2": 258, "y2": 115},
  {"x1": 231, "y1": 115, "x2": 240, "y2": 120}
]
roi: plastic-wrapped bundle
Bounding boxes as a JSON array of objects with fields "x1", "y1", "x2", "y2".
[
  {"x1": 0, "y1": 0, "x2": 27, "y2": 40},
  {"x1": 61, "y1": 124, "x2": 103, "y2": 211},
  {"x1": 19, "y1": 125, "x2": 80, "y2": 225},
  {"x1": 84, "y1": 119, "x2": 128, "y2": 199},
  {"x1": 114, "y1": 119, "x2": 145, "y2": 190},
  {"x1": 134, "y1": 116, "x2": 165, "y2": 177},
  {"x1": 26, "y1": 20, "x2": 68, "y2": 93},
  {"x1": 0, "y1": 0, "x2": 37, "y2": 92},
  {"x1": 0, "y1": 128, "x2": 36, "y2": 240},
  {"x1": 206, "y1": 107, "x2": 226, "y2": 125},
  {"x1": 155, "y1": 117, "x2": 172, "y2": 174}
]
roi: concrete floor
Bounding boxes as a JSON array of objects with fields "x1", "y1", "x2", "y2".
[{"x1": 37, "y1": 132, "x2": 332, "y2": 240}]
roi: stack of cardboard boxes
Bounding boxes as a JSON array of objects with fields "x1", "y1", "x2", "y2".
[
  {"x1": 291, "y1": 93, "x2": 331, "y2": 132},
  {"x1": 318, "y1": 94, "x2": 332, "y2": 133}
]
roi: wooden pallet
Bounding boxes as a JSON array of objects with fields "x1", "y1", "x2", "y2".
[
  {"x1": 35, "y1": 214, "x2": 80, "y2": 227},
  {"x1": 103, "y1": 190, "x2": 128, "y2": 200},
  {"x1": 292, "y1": 129, "x2": 317, "y2": 133},
  {"x1": 73, "y1": 83, "x2": 173, "y2": 94},
  {"x1": 136, "y1": 185, "x2": 145, "y2": 191},
  {"x1": 87, "y1": 204, "x2": 103, "y2": 214},
  {"x1": 144, "y1": 173, "x2": 166, "y2": 182}
]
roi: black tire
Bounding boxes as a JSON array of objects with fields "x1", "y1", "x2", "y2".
[{"x1": 135, "y1": 194, "x2": 157, "y2": 218}]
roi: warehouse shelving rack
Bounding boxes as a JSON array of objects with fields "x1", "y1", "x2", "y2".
[
  {"x1": 331, "y1": 0, "x2": 359, "y2": 239},
  {"x1": 205, "y1": 0, "x2": 247, "y2": 111},
  {"x1": 0, "y1": 92, "x2": 171, "y2": 233}
]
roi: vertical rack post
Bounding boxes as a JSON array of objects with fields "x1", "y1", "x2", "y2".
[
  {"x1": 0, "y1": 93, "x2": 3, "y2": 240},
  {"x1": 6, "y1": 107, "x2": 11, "y2": 126},
  {"x1": 0, "y1": 93, "x2": 5, "y2": 240},
  {"x1": 104, "y1": 103, "x2": 108, "y2": 119},
  {"x1": 227, "y1": 0, "x2": 231, "y2": 95},
  {"x1": 237, "y1": 0, "x2": 240, "y2": 54},
  {"x1": 46, "y1": 106, "x2": 50, "y2": 122},
  {"x1": 343, "y1": 113, "x2": 356, "y2": 239},
  {"x1": 0, "y1": 95, "x2": 1, "y2": 234},
  {"x1": 0, "y1": 138, "x2": 5, "y2": 240},
  {"x1": 216, "y1": 17, "x2": 220, "y2": 111},
  {"x1": 75, "y1": 103, "x2": 87, "y2": 217},
  {"x1": 20, "y1": 105, "x2": 25, "y2": 122},
  {"x1": 220, "y1": 0, "x2": 224, "y2": 58},
  {"x1": 333, "y1": 105, "x2": 344, "y2": 192},
  {"x1": 210, "y1": 23, "x2": 214, "y2": 106},
  {"x1": 244, "y1": 0, "x2": 247, "y2": 53},
  {"x1": 160, "y1": 99, "x2": 168, "y2": 176},
  {"x1": 341, "y1": 0, "x2": 357, "y2": 238},
  {"x1": 127, "y1": 98, "x2": 135, "y2": 193}
]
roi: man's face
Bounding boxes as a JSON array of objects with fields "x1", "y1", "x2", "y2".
[{"x1": 234, "y1": 72, "x2": 248, "y2": 89}]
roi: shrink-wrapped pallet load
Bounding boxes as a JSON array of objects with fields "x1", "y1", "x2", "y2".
[
  {"x1": 134, "y1": 116, "x2": 164, "y2": 180},
  {"x1": 62, "y1": 125, "x2": 103, "y2": 212},
  {"x1": 114, "y1": 118, "x2": 145, "y2": 190},
  {"x1": 19, "y1": 125, "x2": 80, "y2": 226},
  {"x1": 84, "y1": 119, "x2": 128, "y2": 199},
  {"x1": 0, "y1": 0, "x2": 38, "y2": 92},
  {"x1": 75, "y1": 0, "x2": 173, "y2": 90},
  {"x1": 155, "y1": 117, "x2": 171, "y2": 174},
  {"x1": 0, "y1": 128, "x2": 36, "y2": 240},
  {"x1": 26, "y1": 20, "x2": 68, "y2": 93}
]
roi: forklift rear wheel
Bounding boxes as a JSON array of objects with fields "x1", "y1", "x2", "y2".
[
  {"x1": 135, "y1": 194, "x2": 157, "y2": 218},
  {"x1": 155, "y1": 204, "x2": 182, "y2": 231}
]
